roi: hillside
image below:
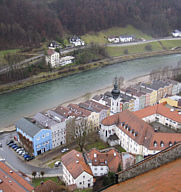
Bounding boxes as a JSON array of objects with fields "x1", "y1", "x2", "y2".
[{"x1": 0, "y1": 0, "x2": 181, "y2": 49}]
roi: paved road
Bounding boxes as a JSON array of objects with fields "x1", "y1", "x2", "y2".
[
  {"x1": 0, "y1": 54, "x2": 44, "y2": 74},
  {"x1": 106, "y1": 37, "x2": 181, "y2": 47},
  {"x1": 0, "y1": 131, "x2": 62, "y2": 176}
]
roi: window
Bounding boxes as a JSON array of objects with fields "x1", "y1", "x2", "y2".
[
  {"x1": 101, "y1": 168, "x2": 103, "y2": 170},
  {"x1": 79, "y1": 182, "x2": 82, "y2": 185},
  {"x1": 37, "y1": 137, "x2": 40, "y2": 141},
  {"x1": 160, "y1": 141, "x2": 164, "y2": 147},
  {"x1": 42, "y1": 135, "x2": 45, "y2": 138},
  {"x1": 94, "y1": 168, "x2": 97, "y2": 171},
  {"x1": 83, "y1": 176, "x2": 85, "y2": 179},
  {"x1": 154, "y1": 141, "x2": 157, "y2": 147}
]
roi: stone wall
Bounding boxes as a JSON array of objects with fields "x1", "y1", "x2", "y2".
[{"x1": 117, "y1": 142, "x2": 181, "y2": 183}]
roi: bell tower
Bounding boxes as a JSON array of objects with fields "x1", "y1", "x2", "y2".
[{"x1": 111, "y1": 77, "x2": 120, "y2": 114}]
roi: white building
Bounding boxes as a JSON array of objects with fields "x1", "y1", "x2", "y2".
[
  {"x1": 45, "y1": 50, "x2": 60, "y2": 68},
  {"x1": 100, "y1": 104, "x2": 181, "y2": 156},
  {"x1": 111, "y1": 78, "x2": 121, "y2": 114},
  {"x1": 172, "y1": 30, "x2": 181, "y2": 37},
  {"x1": 86, "y1": 148, "x2": 121, "y2": 176},
  {"x1": 34, "y1": 112, "x2": 66, "y2": 148},
  {"x1": 107, "y1": 36, "x2": 120, "y2": 43},
  {"x1": 59, "y1": 56, "x2": 75, "y2": 66},
  {"x1": 70, "y1": 35, "x2": 85, "y2": 47},
  {"x1": 61, "y1": 150, "x2": 93, "y2": 189},
  {"x1": 119, "y1": 35, "x2": 134, "y2": 43}
]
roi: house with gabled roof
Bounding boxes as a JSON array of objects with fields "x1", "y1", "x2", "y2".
[
  {"x1": 15, "y1": 117, "x2": 52, "y2": 156},
  {"x1": 85, "y1": 148, "x2": 122, "y2": 176},
  {"x1": 61, "y1": 150, "x2": 93, "y2": 189}
]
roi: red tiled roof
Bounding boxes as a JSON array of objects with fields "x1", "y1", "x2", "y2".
[
  {"x1": 47, "y1": 49, "x2": 55, "y2": 56},
  {"x1": 104, "y1": 158, "x2": 181, "y2": 192},
  {"x1": 61, "y1": 150, "x2": 93, "y2": 179},
  {"x1": 134, "y1": 103, "x2": 181, "y2": 123},
  {"x1": 101, "y1": 110, "x2": 181, "y2": 151},
  {"x1": 0, "y1": 161, "x2": 34, "y2": 192},
  {"x1": 87, "y1": 148, "x2": 121, "y2": 172}
]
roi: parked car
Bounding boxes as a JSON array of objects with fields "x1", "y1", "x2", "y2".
[
  {"x1": 0, "y1": 143, "x2": 2, "y2": 148},
  {"x1": 9, "y1": 143, "x2": 15, "y2": 147},
  {"x1": 54, "y1": 161, "x2": 61, "y2": 167},
  {"x1": 7, "y1": 140, "x2": 14, "y2": 145},
  {"x1": 23, "y1": 154, "x2": 30, "y2": 159},
  {"x1": 61, "y1": 148, "x2": 69, "y2": 153},
  {"x1": 26, "y1": 156, "x2": 35, "y2": 161},
  {"x1": 18, "y1": 150, "x2": 24, "y2": 155},
  {"x1": 13, "y1": 146, "x2": 19, "y2": 150},
  {"x1": 21, "y1": 151, "x2": 28, "y2": 156},
  {"x1": 16, "y1": 148, "x2": 23, "y2": 153},
  {"x1": 11, "y1": 144, "x2": 17, "y2": 149}
]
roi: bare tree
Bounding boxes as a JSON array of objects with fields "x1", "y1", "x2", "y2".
[
  {"x1": 32, "y1": 171, "x2": 37, "y2": 179},
  {"x1": 66, "y1": 117, "x2": 93, "y2": 151}
]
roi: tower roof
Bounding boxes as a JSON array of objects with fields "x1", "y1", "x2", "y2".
[{"x1": 111, "y1": 77, "x2": 120, "y2": 99}]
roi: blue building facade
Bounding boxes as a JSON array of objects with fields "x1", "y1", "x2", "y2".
[{"x1": 16, "y1": 118, "x2": 52, "y2": 156}]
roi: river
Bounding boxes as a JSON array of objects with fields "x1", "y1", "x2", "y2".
[{"x1": 0, "y1": 54, "x2": 181, "y2": 129}]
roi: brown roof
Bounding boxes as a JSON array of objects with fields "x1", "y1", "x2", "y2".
[
  {"x1": 55, "y1": 106, "x2": 77, "y2": 118},
  {"x1": 102, "y1": 110, "x2": 181, "y2": 151},
  {"x1": 61, "y1": 150, "x2": 93, "y2": 179},
  {"x1": 67, "y1": 103, "x2": 91, "y2": 117},
  {"x1": 47, "y1": 49, "x2": 55, "y2": 56},
  {"x1": 134, "y1": 103, "x2": 181, "y2": 123},
  {"x1": 0, "y1": 161, "x2": 34, "y2": 192},
  {"x1": 103, "y1": 158, "x2": 181, "y2": 192},
  {"x1": 87, "y1": 148, "x2": 121, "y2": 172}
]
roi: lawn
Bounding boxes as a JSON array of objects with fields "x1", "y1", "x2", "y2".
[
  {"x1": 114, "y1": 145, "x2": 126, "y2": 153},
  {"x1": 81, "y1": 25, "x2": 152, "y2": 45},
  {"x1": 32, "y1": 177, "x2": 62, "y2": 187},
  {"x1": 106, "y1": 41, "x2": 163, "y2": 57},
  {"x1": 85, "y1": 140, "x2": 109, "y2": 151},
  {"x1": 160, "y1": 39, "x2": 181, "y2": 50}
]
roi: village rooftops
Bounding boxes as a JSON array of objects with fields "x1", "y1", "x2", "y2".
[
  {"x1": 103, "y1": 157, "x2": 181, "y2": 192},
  {"x1": 67, "y1": 103, "x2": 91, "y2": 117},
  {"x1": 102, "y1": 109, "x2": 181, "y2": 151},
  {"x1": 134, "y1": 103, "x2": 181, "y2": 123},
  {"x1": 34, "y1": 112, "x2": 58, "y2": 128},
  {"x1": 61, "y1": 150, "x2": 93, "y2": 179},
  {"x1": 133, "y1": 84, "x2": 152, "y2": 94},
  {"x1": 0, "y1": 161, "x2": 34, "y2": 192},
  {"x1": 15, "y1": 117, "x2": 44, "y2": 138},
  {"x1": 79, "y1": 100, "x2": 109, "y2": 113},
  {"x1": 55, "y1": 106, "x2": 75, "y2": 118},
  {"x1": 87, "y1": 148, "x2": 121, "y2": 172},
  {"x1": 46, "y1": 110, "x2": 65, "y2": 122}
]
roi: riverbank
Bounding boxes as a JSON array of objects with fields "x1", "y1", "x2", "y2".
[
  {"x1": 0, "y1": 49, "x2": 181, "y2": 95},
  {"x1": 0, "y1": 72, "x2": 151, "y2": 133}
]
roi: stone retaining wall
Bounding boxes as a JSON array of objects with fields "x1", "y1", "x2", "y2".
[{"x1": 117, "y1": 142, "x2": 181, "y2": 183}]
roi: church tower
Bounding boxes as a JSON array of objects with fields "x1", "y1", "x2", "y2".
[{"x1": 111, "y1": 77, "x2": 120, "y2": 114}]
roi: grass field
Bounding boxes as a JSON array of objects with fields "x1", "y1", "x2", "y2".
[
  {"x1": 81, "y1": 25, "x2": 152, "y2": 45},
  {"x1": 106, "y1": 41, "x2": 163, "y2": 57},
  {"x1": 32, "y1": 177, "x2": 62, "y2": 187},
  {"x1": 160, "y1": 39, "x2": 181, "y2": 50}
]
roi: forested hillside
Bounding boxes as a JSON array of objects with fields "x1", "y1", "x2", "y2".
[{"x1": 0, "y1": 0, "x2": 180, "y2": 49}]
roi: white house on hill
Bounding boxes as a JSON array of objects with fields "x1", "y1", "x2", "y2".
[{"x1": 45, "y1": 50, "x2": 60, "y2": 68}]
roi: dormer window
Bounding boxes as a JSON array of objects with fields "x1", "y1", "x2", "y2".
[
  {"x1": 154, "y1": 141, "x2": 157, "y2": 147},
  {"x1": 169, "y1": 141, "x2": 172, "y2": 146},
  {"x1": 160, "y1": 141, "x2": 164, "y2": 147},
  {"x1": 134, "y1": 132, "x2": 138, "y2": 136},
  {"x1": 128, "y1": 126, "x2": 131, "y2": 131}
]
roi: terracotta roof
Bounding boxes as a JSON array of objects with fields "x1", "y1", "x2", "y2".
[
  {"x1": 103, "y1": 158, "x2": 181, "y2": 192},
  {"x1": 68, "y1": 104, "x2": 91, "y2": 117},
  {"x1": 102, "y1": 110, "x2": 181, "y2": 151},
  {"x1": 87, "y1": 148, "x2": 121, "y2": 172},
  {"x1": 55, "y1": 106, "x2": 77, "y2": 118},
  {"x1": 61, "y1": 150, "x2": 93, "y2": 179},
  {"x1": 47, "y1": 49, "x2": 55, "y2": 56},
  {"x1": 134, "y1": 103, "x2": 181, "y2": 123},
  {"x1": 0, "y1": 161, "x2": 34, "y2": 192}
]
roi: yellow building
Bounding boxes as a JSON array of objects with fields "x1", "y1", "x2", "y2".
[
  {"x1": 149, "y1": 90, "x2": 157, "y2": 106},
  {"x1": 159, "y1": 96, "x2": 181, "y2": 108}
]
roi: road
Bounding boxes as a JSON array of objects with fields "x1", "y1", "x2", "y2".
[
  {"x1": 0, "y1": 131, "x2": 62, "y2": 177},
  {"x1": 0, "y1": 54, "x2": 44, "y2": 74},
  {"x1": 106, "y1": 37, "x2": 181, "y2": 47}
]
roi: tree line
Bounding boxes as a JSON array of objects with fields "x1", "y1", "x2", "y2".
[{"x1": 0, "y1": 0, "x2": 181, "y2": 49}]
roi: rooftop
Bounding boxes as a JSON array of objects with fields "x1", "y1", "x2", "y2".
[
  {"x1": 103, "y1": 158, "x2": 181, "y2": 192},
  {"x1": 15, "y1": 117, "x2": 44, "y2": 137},
  {"x1": 0, "y1": 161, "x2": 34, "y2": 192},
  {"x1": 61, "y1": 150, "x2": 93, "y2": 179}
]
